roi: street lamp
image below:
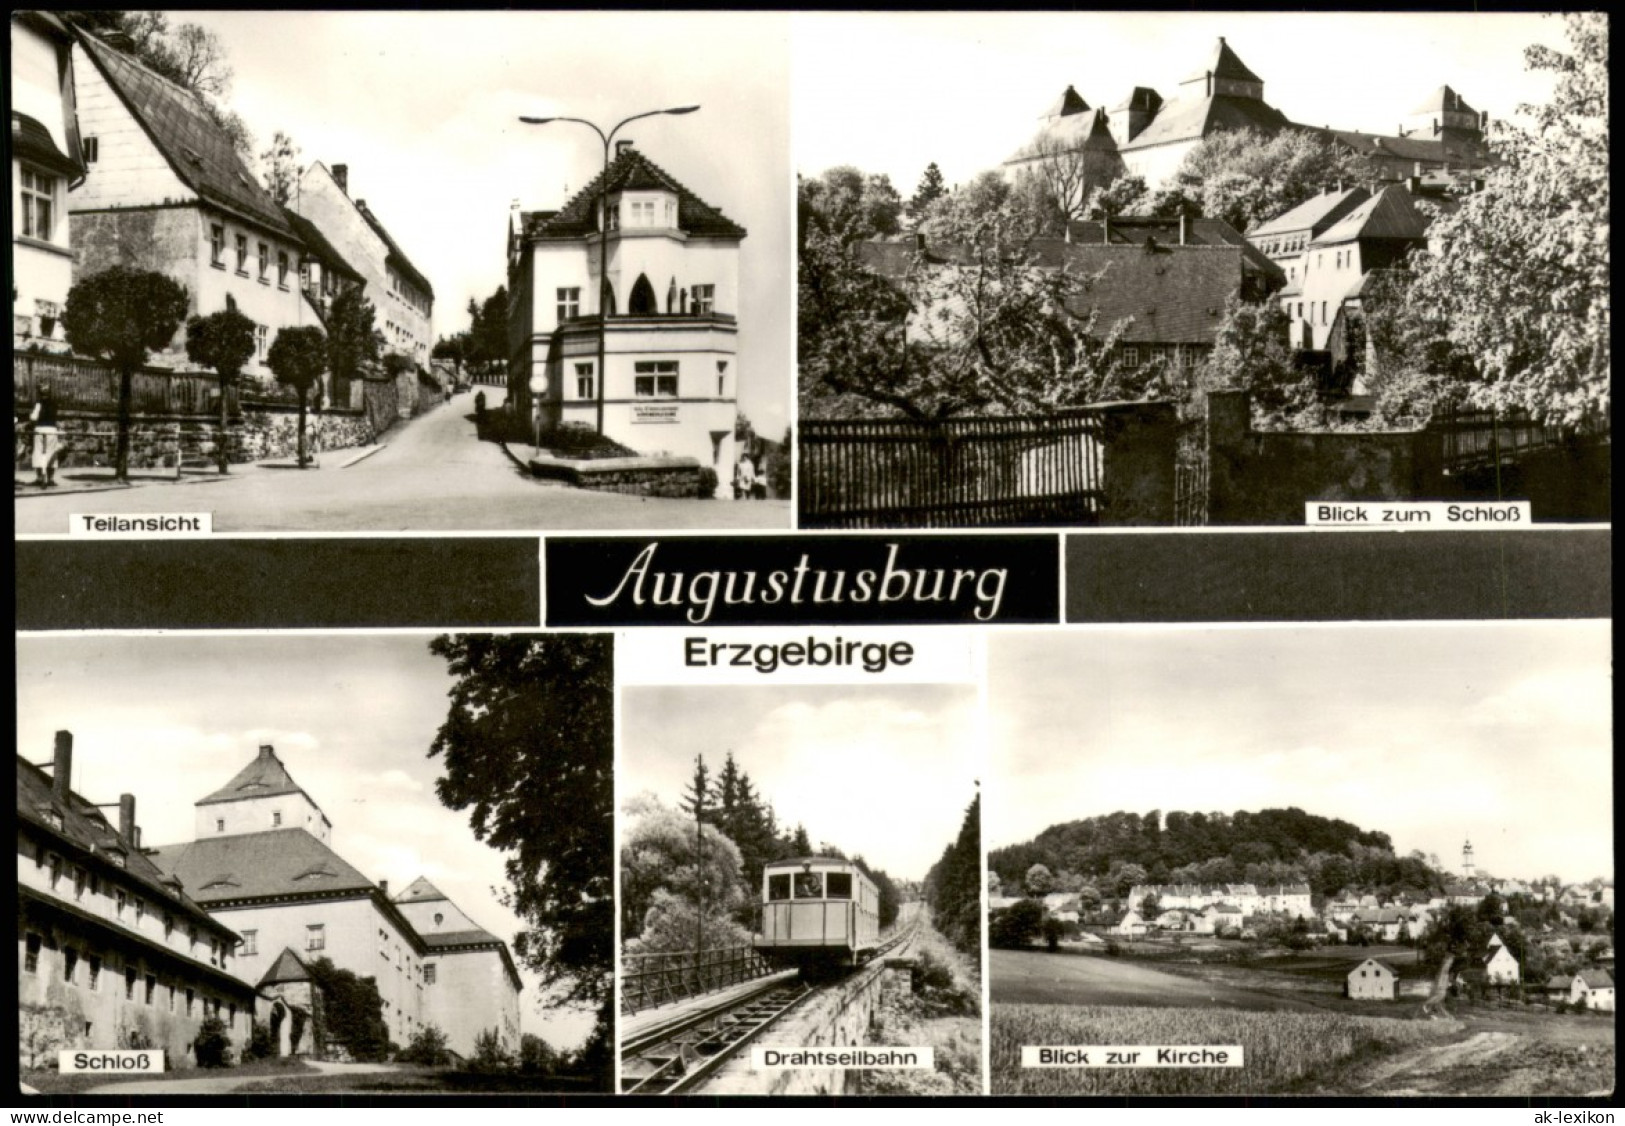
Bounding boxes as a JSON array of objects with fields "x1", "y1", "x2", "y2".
[{"x1": 518, "y1": 106, "x2": 700, "y2": 436}]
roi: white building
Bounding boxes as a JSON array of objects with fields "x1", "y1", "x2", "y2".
[
  {"x1": 507, "y1": 141, "x2": 744, "y2": 478},
  {"x1": 11, "y1": 11, "x2": 84, "y2": 351},
  {"x1": 1347, "y1": 957, "x2": 1397, "y2": 1001}
]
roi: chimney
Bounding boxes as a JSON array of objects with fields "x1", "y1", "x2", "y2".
[
  {"x1": 615, "y1": 139, "x2": 635, "y2": 158},
  {"x1": 332, "y1": 164, "x2": 349, "y2": 195},
  {"x1": 379, "y1": 880, "x2": 389, "y2": 897},
  {"x1": 53, "y1": 731, "x2": 73, "y2": 800},
  {"x1": 119, "y1": 793, "x2": 136, "y2": 844},
  {"x1": 133, "y1": 826, "x2": 142, "y2": 850}
]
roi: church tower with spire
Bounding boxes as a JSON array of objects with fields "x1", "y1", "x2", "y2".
[{"x1": 1462, "y1": 838, "x2": 1476, "y2": 880}]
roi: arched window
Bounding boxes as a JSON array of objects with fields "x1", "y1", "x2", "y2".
[{"x1": 629, "y1": 274, "x2": 658, "y2": 316}]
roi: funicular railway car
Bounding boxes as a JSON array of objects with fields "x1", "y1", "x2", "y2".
[{"x1": 754, "y1": 857, "x2": 880, "y2": 970}]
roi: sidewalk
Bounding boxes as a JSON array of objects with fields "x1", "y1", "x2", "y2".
[{"x1": 13, "y1": 441, "x2": 385, "y2": 498}]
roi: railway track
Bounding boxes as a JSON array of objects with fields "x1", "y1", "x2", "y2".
[{"x1": 620, "y1": 919, "x2": 922, "y2": 1095}]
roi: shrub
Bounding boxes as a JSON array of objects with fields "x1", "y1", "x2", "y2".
[
  {"x1": 193, "y1": 1015, "x2": 233, "y2": 1068},
  {"x1": 398, "y1": 1024, "x2": 449, "y2": 1067},
  {"x1": 467, "y1": 1028, "x2": 513, "y2": 1075},
  {"x1": 696, "y1": 467, "x2": 719, "y2": 498},
  {"x1": 241, "y1": 1019, "x2": 275, "y2": 1062}
]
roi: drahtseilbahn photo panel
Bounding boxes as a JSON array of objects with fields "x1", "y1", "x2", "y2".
[
  {"x1": 14, "y1": 10, "x2": 791, "y2": 533},
  {"x1": 794, "y1": 11, "x2": 1608, "y2": 530},
  {"x1": 984, "y1": 622, "x2": 1613, "y2": 1096},
  {"x1": 619, "y1": 682, "x2": 984, "y2": 1096},
  {"x1": 16, "y1": 632, "x2": 613, "y2": 1094}
]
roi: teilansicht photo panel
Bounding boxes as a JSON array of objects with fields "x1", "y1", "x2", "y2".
[{"x1": 984, "y1": 622, "x2": 1612, "y2": 1096}]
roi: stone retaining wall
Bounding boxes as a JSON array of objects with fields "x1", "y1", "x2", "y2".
[
  {"x1": 528, "y1": 453, "x2": 704, "y2": 499},
  {"x1": 30, "y1": 408, "x2": 379, "y2": 470}
]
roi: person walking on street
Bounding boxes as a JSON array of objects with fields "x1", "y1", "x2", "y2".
[{"x1": 29, "y1": 383, "x2": 60, "y2": 488}]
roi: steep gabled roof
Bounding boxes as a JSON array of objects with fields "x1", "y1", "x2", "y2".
[
  {"x1": 1249, "y1": 187, "x2": 1371, "y2": 239},
  {"x1": 1043, "y1": 241, "x2": 1245, "y2": 345},
  {"x1": 197, "y1": 745, "x2": 310, "y2": 807},
  {"x1": 1576, "y1": 968, "x2": 1614, "y2": 989},
  {"x1": 525, "y1": 147, "x2": 747, "y2": 241},
  {"x1": 280, "y1": 207, "x2": 365, "y2": 283},
  {"x1": 1320, "y1": 127, "x2": 1490, "y2": 167},
  {"x1": 149, "y1": 828, "x2": 374, "y2": 903},
  {"x1": 1187, "y1": 37, "x2": 1264, "y2": 86},
  {"x1": 259, "y1": 947, "x2": 313, "y2": 986},
  {"x1": 394, "y1": 875, "x2": 451, "y2": 904},
  {"x1": 75, "y1": 31, "x2": 294, "y2": 238},
  {"x1": 1312, "y1": 184, "x2": 1430, "y2": 246},
  {"x1": 354, "y1": 198, "x2": 434, "y2": 299},
  {"x1": 1121, "y1": 94, "x2": 1290, "y2": 151},
  {"x1": 1043, "y1": 85, "x2": 1089, "y2": 119}
]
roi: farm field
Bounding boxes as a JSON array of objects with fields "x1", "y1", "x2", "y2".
[
  {"x1": 990, "y1": 1002, "x2": 1614, "y2": 1096},
  {"x1": 990, "y1": 947, "x2": 1326, "y2": 1012}
]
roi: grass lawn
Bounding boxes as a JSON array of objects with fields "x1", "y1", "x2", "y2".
[{"x1": 21, "y1": 1057, "x2": 316, "y2": 1095}]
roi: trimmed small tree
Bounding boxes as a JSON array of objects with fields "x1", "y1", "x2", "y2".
[
  {"x1": 185, "y1": 307, "x2": 257, "y2": 472},
  {"x1": 266, "y1": 325, "x2": 328, "y2": 467},
  {"x1": 62, "y1": 265, "x2": 190, "y2": 481}
]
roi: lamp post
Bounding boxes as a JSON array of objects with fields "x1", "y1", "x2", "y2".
[{"x1": 518, "y1": 106, "x2": 699, "y2": 436}]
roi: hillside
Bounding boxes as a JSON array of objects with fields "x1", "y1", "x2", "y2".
[{"x1": 990, "y1": 807, "x2": 1439, "y2": 900}]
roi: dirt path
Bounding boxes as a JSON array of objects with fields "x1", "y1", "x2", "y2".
[{"x1": 1337, "y1": 1022, "x2": 1614, "y2": 1097}]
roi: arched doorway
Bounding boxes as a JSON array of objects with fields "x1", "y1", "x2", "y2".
[
  {"x1": 270, "y1": 999, "x2": 289, "y2": 1057},
  {"x1": 629, "y1": 274, "x2": 658, "y2": 316}
]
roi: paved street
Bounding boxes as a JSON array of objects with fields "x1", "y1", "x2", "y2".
[{"x1": 14, "y1": 388, "x2": 790, "y2": 533}]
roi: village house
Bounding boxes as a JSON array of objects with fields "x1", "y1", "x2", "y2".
[
  {"x1": 506, "y1": 141, "x2": 746, "y2": 478},
  {"x1": 66, "y1": 29, "x2": 314, "y2": 383},
  {"x1": 1484, "y1": 943, "x2": 1521, "y2": 986},
  {"x1": 148, "y1": 744, "x2": 521, "y2": 1060},
  {"x1": 12, "y1": 11, "x2": 85, "y2": 352},
  {"x1": 1570, "y1": 969, "x2": 1614, "y2": 1012},
  {"x1": 1114, "y1": 910, "x2": 1148, "y2": 937},
  {"x1": 1346, "y1": 957, "x2": 1398, "y2": 1001},
  {"x1": 1006, "y1": 37, "x2": 1490, "y2": 192},
  {"x1": 17, "y1": 734, "x2": 259, "y2": 1069}
]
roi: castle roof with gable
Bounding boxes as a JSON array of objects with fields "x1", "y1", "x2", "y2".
[
  {"x1": 520, "y1": 146, "x2": 746, "y2": 242},
  {"x1": 196, "y1": 744, "x2": 316, "y2": 808}
]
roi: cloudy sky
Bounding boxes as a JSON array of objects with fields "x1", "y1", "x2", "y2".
[
  {"x1": 794, "y1": 11, "x2": 1567, "y2": 192},
  {"x1": 986, "y1": 622, "x2": 1612, "y2": 883},
  {"x1": 16, "y1": 633, "x2": 595, "y2": 1048},
  {"x1": 622, "y1": 684, "x2": 979, "y2": 880},
  {"x1": 171, "y1": 10, "x2": 791, "y2": 438}
]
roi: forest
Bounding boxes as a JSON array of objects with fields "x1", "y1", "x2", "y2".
[{"x1": 989, "y1": 807, "x2": 1446, "y2": 901}]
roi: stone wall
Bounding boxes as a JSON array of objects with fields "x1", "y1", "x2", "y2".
[
  {"x1": 234, "y1": 407, "x2": 376, "y2": 462},
  {"x1": 528, "y1": 453, "x2": 704, "y2": 498},
  {"x1": 32, "y1": 408, "x2": 378, "y2": 470}
]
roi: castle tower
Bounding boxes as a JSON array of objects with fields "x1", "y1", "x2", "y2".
[
  {"x1": 1179, "y1": 36, "x2": 1265, "y2": 102},
  {"x1": 192, "y1": 743, "x2": 333, "y2": 844}
]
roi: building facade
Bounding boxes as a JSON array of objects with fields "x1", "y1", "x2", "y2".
[
  {"x1": 67, "y1": 30, "x2": 315, "y2": 383},
  {"x1": 1347, "y1": 957, "x2": 1397, "y2": 1000},
  {"x1": 17, "y1": 733, "x2": 258, "y2": 1070},
  {"x1": 149, "y1": 744, "x2": 520, "y2": 1059},
  {"x1": 507, "y1": 142, "x2": 745, "y2": 475},
  {"x1": 11, "y1": 11, "x2": 85, "y2": 352}
]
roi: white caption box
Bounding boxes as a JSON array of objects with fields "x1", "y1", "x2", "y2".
[
  {"x1": 751, "y1": 1046, "x2": 934, "y2": 1069},
  {"x1": 1022, "y1": 1045, "x2": 1244, "y2": 1068},
  {"x1": 70, "y1": 512, "x2": 213, "y2": 535},
  {"x1": 618, "y1": 627, "x2": 978, "y2": 686},
  {"x1": 1305, "y1": 501, "x2": 1530, "y2": 527},
  {"x1": 59, "y1": 1048, "x2": 166, "y2": 1073}
]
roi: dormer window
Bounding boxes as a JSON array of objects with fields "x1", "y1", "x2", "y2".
[{"x1": 41, "y1": 808, "x2": 63, "y2": 831}]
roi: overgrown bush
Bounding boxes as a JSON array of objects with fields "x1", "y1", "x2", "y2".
[
  {"x1": 398, "y1": 1024, "x2": 450, "y2": 1067},
  {"x1": 193, "y1": 1015, "x2": 233, "y2": 1068},
  {"x1": 241, "y1": 1020, "x2": 275, "y2": 1062},
  {"x1": 467, "y1": 1028, "x2": 513, "y2": 1074},
  {"x1": 696, "y1": 467, "x2": 719, "y2": 498}
]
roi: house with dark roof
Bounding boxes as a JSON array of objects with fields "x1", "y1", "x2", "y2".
[
  {"x1": 12, "y1": 11, "x2": 85, "y2": 351},
  {"x1": 1007, "y1": 38, "x2": 1490, "y2": 192},
  {"x1": 149, "y1": 743, "x2": 520, "y2": 1059},
  {"x1": 66, "y1": 29, "x2": 317, "y2": 382},
  {"x1": 506, "y1": 140, "x2": 747, "y2": 480},
  {"x1": 294, "y1": 160, "x2": 436, "y2": 414},
  {"x1": 17, "y1": 732, "x2": 259, "y2": 1069},
  {"x1": 1571, "y1": 968, "x2": 1614, "y2": 1012}
]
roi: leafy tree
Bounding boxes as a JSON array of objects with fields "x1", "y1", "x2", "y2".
[
  {"x1": 989, "y1": 899, "x2": 1044, "y2": 949},
  {"x1": 306, "y1": 957, "x2": 389, "y2": 1061},
  {"x1": 1041, "y1": 916, "x2": 1065, "y2": 951},
  {"x1": 259, "y1": 129, "x2": 303, "y2": 205},
  {"x1": 791, "y1": 824, "x2": 812, "y2": 855},
  {"x1": 185, "y1": 306, "x2": 256, "y2": 472},
  {"x1": 432, "y1": 334, "x2": 470, "y2": 387},
  {"x1": 1011, "y1": 132, "x2": 1124, "y2": 237},
  {"x1": 1406, "y1": 13, "x2": 1608, "y2": 425},
  {"x1": 242, "y1": 1019, "x2": 275, "y2": 1062},
  {"x1": 1024, "y1": 863, "x2": 1054, "y2": 896},
  {"x1": 427, "y1": 634, "x2": 612, "y2": 1079},
  {"x1": 1170, "y1": 128, "x2": 1375, "y2": 233},
  {"x1": 1357, "y1": 268, "x2": 1476, "y2": 426},
  {"x1": 678, "y1": 755, "x2": 712, "y2": 820},
  {"x1": 520, "y1": 1033, "x2": 560, "y2": 1075},
  {"x1": 465, "y1": 286, "x2": 511, "y2": 376},
  {"x1": 266, "y1": 324, "x2": 328, "y2": 467},
  {"x1": 469, "y1": 1028, "x2": 514, "y2": 1074},
  {"x1": 1087, "y1": 174, "x2": 1151, "y2": 219},
  {"x1": 192, "y1": 1015, "x2": 233, "y2": 1068},
  {"x1": 62, "y1": 265, "x2": 190, "y2": 481},
  {"x1": 1201, "y1": 296, "x2": 1318, "y2": 427},
  {"x1": 800, "y1": 166, "x2": 903, "y2": 245},
  {"x1": 909, "y1": 162, "x2": 947, "y2": 222},
  {"x1": 398, "y1": 1024, "x2": 449, "y2": 1067},
  {"x1": 325, "y1": 287, "x2": 383, "y2": 389},
  {"x1": 923, "y1": 795, "x2": 982, "y2": 956},
  {"x1": 620, "y1": 794, "x2": 747, "y2": 941}
]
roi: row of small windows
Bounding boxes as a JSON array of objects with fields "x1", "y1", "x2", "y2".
[
  {"x1": 388, "y1": 269, "x2": 431, "y2": 317},
  {"x1": 556, "y1": 360, "x2": 729, "y2": 400},
  {"x1": 33, "y1": 845, "x2": 230, "y2": 966},
  {"x1": 606, "y1": 198, "x2": 677, "y2": 231},
  {"x1": 210, "y1": 224, "x2": 294, "y2": 291},
  {"x1": 1283, "y1": 299, "x2": 1333, "y2": 326},
  {"x1": 1118, "y1": 344, "x2": 1204, "y2": 370},
  {"x1": 24, "y1": 931, "x2": 240, "y2": 1025},
  {"x1": 554, "y1": 281, "x2": 716, "y2": 323}
]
